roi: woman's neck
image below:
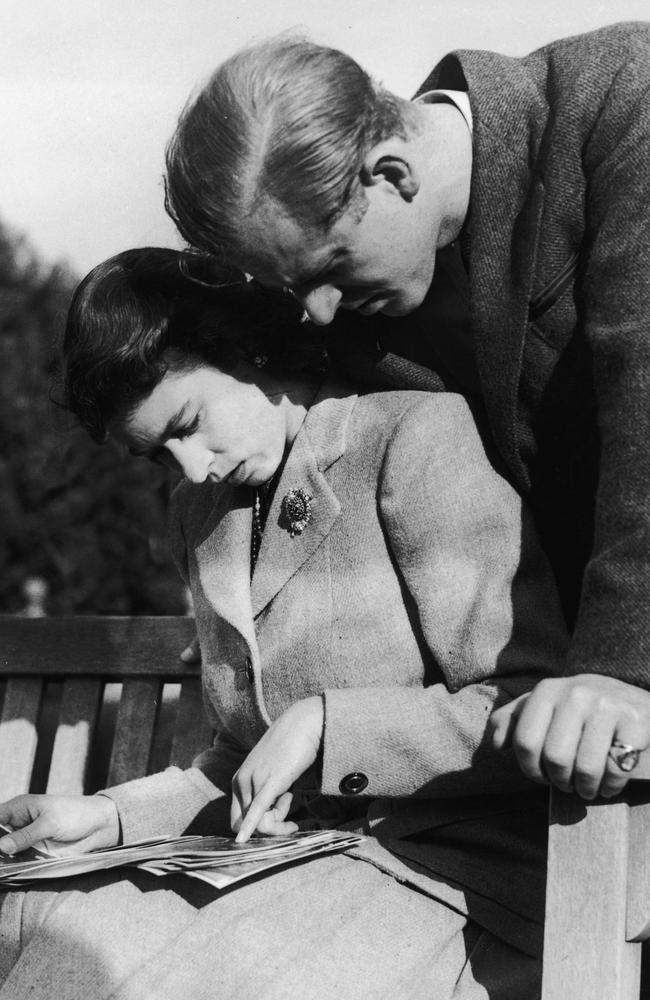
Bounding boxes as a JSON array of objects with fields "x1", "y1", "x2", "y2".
[{"x1": 258, "y1": 372, "x2": 321, "y2": 449}]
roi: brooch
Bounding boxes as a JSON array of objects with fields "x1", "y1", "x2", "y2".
[{"x1": 280, "y1": 488, "x2": 313, "y2": 537}]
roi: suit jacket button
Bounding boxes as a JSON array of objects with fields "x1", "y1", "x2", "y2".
[
  {"x1": 339, "y1": 772, "x2": 368, "y2": 795},
  {"x1": 245, "y1": 657, "x2": 254, "y2": 684}
]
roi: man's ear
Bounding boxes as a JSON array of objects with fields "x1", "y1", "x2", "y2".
[{"x1": 360, "y1": 140, "x2": 420, "y2": 202}]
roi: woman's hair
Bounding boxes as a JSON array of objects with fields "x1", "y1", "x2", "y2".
[
  {"x1": 61, "y1": 247, "x2": 313, "y2": 443},
  {"x1": 165, "y1": 35, "x2": 409, "y2": 260}
]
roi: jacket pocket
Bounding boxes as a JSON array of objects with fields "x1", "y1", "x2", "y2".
[{"x1": 527, "y1": 251, "x2": 580, "y2": 354}]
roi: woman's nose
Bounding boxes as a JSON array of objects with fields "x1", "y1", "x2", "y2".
[
  {"x1": 165, "y1": 440, "x2": 212, "y2": 483},
  {"x1": 295, "y1": 285, "x2": 342, "y2": 326}
]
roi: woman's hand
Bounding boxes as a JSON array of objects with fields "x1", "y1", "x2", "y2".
[
  {"x1": 0, "y1": 794, "x2": 120, "y2": 856},
  {"x1": 179, "y1": 635, "x2": 201, "y2": 664},
  {"x1": 489, "y1": 674, "x2": 650, "y2": 799},
  {"x1": 231, "y1": 696, "x2": 324, "y2": 843}
]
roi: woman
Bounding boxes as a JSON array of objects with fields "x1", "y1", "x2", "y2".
[{"x1": 0, "y1": 248, "x2": 567, "y2": 999}]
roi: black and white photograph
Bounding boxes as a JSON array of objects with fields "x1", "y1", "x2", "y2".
[{"x1": 1, "y1": 1, "x2": 650, "y2": 997}]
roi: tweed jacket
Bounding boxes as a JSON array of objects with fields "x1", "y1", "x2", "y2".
[
  {"x1": 106, "y1": 384, "x2": 566, "y2": 956},
  {"x1": 330, "y1": 23, "x2": 650, "y2": 687}
]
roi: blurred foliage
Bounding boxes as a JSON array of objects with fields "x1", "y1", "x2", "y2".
[{"x1": 0, "y1": 221, "x2": 187, "y2": 615}]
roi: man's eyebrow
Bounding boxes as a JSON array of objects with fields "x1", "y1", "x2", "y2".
[{"x1": 291, "y1": 252, "x2": 343, "y2": 288}]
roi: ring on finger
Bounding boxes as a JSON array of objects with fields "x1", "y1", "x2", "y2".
[{"x1": 608, "y1": 740, "x2": 642, "y2": 773}]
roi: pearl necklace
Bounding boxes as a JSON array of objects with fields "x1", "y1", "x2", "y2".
[
  {"x1": 250, "y1": 479, "x2": 276, "y2": 576},
  {"x1": 251, "y1": 488, "x2": 264, "y2": 573}
]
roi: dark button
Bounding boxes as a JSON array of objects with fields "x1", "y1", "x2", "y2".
[
  {"x1": 339, "y1": 772, "x2": 369, "y2": 795},
  {"x1": 245, "y1": 657, "x2": 254, "y2": 684}
]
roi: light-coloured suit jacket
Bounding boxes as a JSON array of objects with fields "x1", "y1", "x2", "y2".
[{"x1": 106, "y1": 384, "x2": 567, "y2": 956}]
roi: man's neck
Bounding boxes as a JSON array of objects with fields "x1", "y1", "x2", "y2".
[{"x1": 415, "y1": 100, "x2": 472, "y2": 247}]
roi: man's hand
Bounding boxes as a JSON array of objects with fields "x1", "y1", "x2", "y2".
[
  {"x1": 0, "y1": 793, "x2": 120, "y2": 856},
  {"x1": 489, "y1": 674, "x2": 650, "y2": 799},
  {"x1": 231, "y1": 696, "x2": 324, "y2": 843}
]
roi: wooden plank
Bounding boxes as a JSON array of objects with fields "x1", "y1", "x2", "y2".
[
  {"x1": 0, "y1": 616, "x2": 199, "y2": 677},
  {"x1": 626, "y1": 789, "x2": 650, "y2": 941},
  {"x1": 170, "y1": 678, "x2": 212, "y2": 768},
  {"x1": 0, "y1": 678, "x2": 43, "y2": 799},
  {"x1": 542, "y1": 790, "x2": 641, "y2": 1000},
  {"x1": 106, "y1": 678, "x2": 162, "y2": 786},
  {"x1": 46, "y1": 678, "x2": 103, "y2": 795}
]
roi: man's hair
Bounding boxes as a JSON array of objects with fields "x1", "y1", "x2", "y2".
[
  {"x1": 61, "y1": 247, "x2": 309, "y2": 443},
  {"x1": 165, "y1": 36, "x2": 408, "y2": 260}
]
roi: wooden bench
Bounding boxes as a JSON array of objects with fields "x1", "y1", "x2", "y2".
[
  {"x1": 0, "y1": 615, "x2": 211, "y2": 799},
  {"x1": 542, "y1": 770, "x2": 650, "y2": 1000},
  {"x1": 2, "y1": 614, "x2": 650, "y2": 998}
]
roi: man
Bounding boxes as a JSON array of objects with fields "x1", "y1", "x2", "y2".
[{"x1": 165, "y1": 24, "x2": 650, "y2": 799}]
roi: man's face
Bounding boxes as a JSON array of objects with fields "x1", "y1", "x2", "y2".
[{"x1": 240, "y1": 183, "x2": 439, "y2": 326}]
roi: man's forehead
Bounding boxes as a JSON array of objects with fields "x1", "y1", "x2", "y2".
[{"x1": 238, "y1": 202, "x2": 341, "y2": 286}]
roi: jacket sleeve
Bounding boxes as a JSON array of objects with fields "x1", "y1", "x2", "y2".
[
  {"x1": 320, "y1": 395, "x2": 568, "y2": 799},
  {"x1": 565, "y1": 58, "x2": 650, "y2": 685},
  {"x1": 100, "y1": 728, "x2": 247, "y2": 844}
]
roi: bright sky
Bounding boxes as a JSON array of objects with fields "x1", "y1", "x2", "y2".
[{"x1": 2, "y1": 0, "x2": 648, "y2": 276}]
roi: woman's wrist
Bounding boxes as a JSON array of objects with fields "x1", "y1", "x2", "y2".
[{"x1": 95, "y1": 793, "x2": 122, "y2": 847}]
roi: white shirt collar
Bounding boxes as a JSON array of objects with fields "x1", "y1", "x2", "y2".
[{"x1": 416, "y1": 89, "x2": 473, "y2": 134}]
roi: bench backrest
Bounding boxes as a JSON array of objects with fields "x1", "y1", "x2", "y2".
[{"x1": 0, "y1": 616, "x2": 210, "y2": 800}]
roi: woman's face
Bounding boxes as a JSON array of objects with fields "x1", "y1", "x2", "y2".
[{"x1": 118, "y1": 362, "x2": 290, "y2": 486}]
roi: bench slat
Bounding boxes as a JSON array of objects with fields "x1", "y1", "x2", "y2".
[
  {"x1": 170, "y1": 678, "x2": 212, "y2": 768},
  {"x1": 107, "y1": 678, "x2": 162, "y2": 786},
  {"x1": 0, "y1": 678, "x2": 44, "y2": 799},
  {"x1": 46, "y1": 679, "x2": 103, "y2": 795},
  {"x1": 0, "y1": 617, "x2": 199, "y2": 677}
]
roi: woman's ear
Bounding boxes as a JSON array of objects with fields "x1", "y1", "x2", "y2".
[{"x1": 360, "y1": 140, "x2": 420, "y2": 202}]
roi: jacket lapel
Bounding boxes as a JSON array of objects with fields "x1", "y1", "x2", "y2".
[
  {"x1": 194, "y1": 485, "x2": 258, "y2": 654},
  {"x1": 250, "y1": 385, "x2": 356, "y2": 617}
]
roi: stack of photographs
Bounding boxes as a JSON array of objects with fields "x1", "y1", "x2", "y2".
[{"x1": 0, "y1": 828, "x2": 363, "y2": 890}]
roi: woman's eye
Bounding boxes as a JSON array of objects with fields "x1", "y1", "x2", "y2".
[{"x1": 176, "y1": 416, "x2": 200, "y2": 439}]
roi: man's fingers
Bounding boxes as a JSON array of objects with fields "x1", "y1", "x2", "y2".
[
  {"x1": 569, "y1": 717, "x2": 616, "y2": 800},
  {"x1": 598, "y1": 723, "x2": 650, "y2": 798},
  {"x1": 510, "y1": 684, "x2": 558, "y2": 783},
  {"x1": 537, "y1": 697, "x2": 594, "y2": 793},
  {"x1": 488, "y1": 694, "x2": 528, "y2": 750}
]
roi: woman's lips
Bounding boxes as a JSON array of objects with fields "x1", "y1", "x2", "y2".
[{"x1": 224, "y1": 462, "x2": 247, "y2": 485}]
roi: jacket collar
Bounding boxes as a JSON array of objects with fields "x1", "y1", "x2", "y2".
[
  {"x1": 418, "y1": 50, "x2": 548, "y2": 485},
  {"x1": 194, "y1": 381, "x2": 357, "y2": 641}
]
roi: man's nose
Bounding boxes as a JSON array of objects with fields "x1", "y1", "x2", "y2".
[
  {"x1": 165, "y1": 440, "x2": 211, "y2": 483},
  {"x1": 294, "y1": 285, "x2": 342, "y2": 326}
]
